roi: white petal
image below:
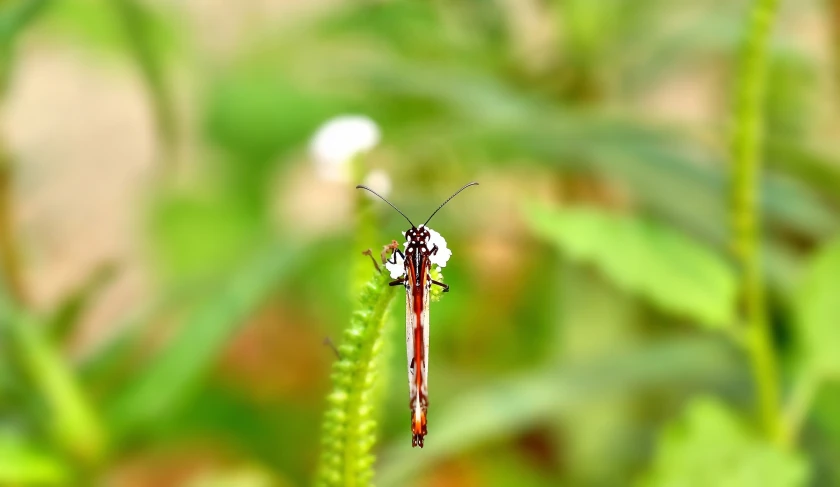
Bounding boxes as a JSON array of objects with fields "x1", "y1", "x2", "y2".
[
  {"x1": 309, "y1": 115, "x2": 381, "y2": 181},
  {"x1": 385, "y1": 250, "x2": 405, "y2": 279}
]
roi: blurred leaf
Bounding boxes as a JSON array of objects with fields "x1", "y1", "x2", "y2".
[
  {"x1": 525, "y1": 204, "x2": 737, "y2": 327},
  {"x1": 272, "y1": 10, "x2": 839, "y2": 246},
  {"x1": 793, "y1": 237, "x2": 840, "y2": 377},
  {"x1": 0, "y1": 0, "x2": 51, "y2": 44},
  {"x1": 766, "y1": 140, "x2": 840, "y2": 199},
  {"x1": 0, "y1": 434, "x2": 68, "y2": 485},
  {"x1": 0, "y1": 0, "x2": 51, "y2": 91},
  {"x1": 106, "y1": 243, "x2": 298, "y2": 438},
  {"x1": 356, "y1": 57, "x2": 837, "y2": 243},
  {"x1": 765, "y1": 48, "x2": 817, "y2": 139},
  {"x1": 204, "y1": 73, "x2": 338, "y2": 165},
  {"x1": 476, "y1": 453, "x2": 553, "y2": 487},
  {"x1": 0, "y1": 300, "x2": 106, "y2": 463},
  {"x1": 186, "y1": 467, "x2": 278, "y2": 487},
  {"x1": 377, "y1": 338, "x2": 740, "y2": 486},
  {"x1": 150, "y1": 189, "x2": 265, "y2": 284},
  {"x1": 317, "y1": 0, "x2": 505, "y2": 62},
  {"x1": 40, "y1": 0, "x2": 180, "y2": 57},
  {"x1": 113, "y1": 0, "x2": 179, "y2": 161},
  {"x1": 618, "y1": 1, "x2": 747, "y2": 92},
  {"x1": 641, "y1": 398, "x2": 809, "y2": 486},
  {"x1": 46, "y1": 263, "x2": 116, "y2": 344},
  {"x1": 158, "y1": 387, "x2": 320, "y2": 486}
]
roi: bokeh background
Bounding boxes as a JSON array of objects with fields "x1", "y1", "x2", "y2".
[{"x1": 1, "y1": 0, "x2": 840, "y2": 485}]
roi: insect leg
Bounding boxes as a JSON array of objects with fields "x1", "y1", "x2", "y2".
[
  {"x1": 432, "y1": 279, "x2": 449, "y2": 292},
  {"x1": 389, "y1": 276, "x2": 407, "y2": 287},
  {"x1": 381, "y1": 240, "x2": 403, "y2": 264},
  {"x1": 387, "y1": 247, "x2": 405, "y2": 265},
  {"x1": 361, "y1": 249, "x2": 381, "y2": 273},
  {"x1": 322, "y1": 337, "x2": 342, "y2": 360}
]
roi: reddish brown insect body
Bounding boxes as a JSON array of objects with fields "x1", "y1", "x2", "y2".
[{"x1": 356, "y1": 182, "x2": 478, "y2": 448}]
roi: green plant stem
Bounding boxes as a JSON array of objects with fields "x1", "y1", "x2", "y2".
[
  {"x1": 352, "y1": 156, "x2": 377, "y2": 295},
  {"x1": 0, "y1": 0, "x2": 53, "y2": 304},
  {"x1": 112, "y1": 0, "x2": 177, "y2": 168},
  {"x1": 730, "y1": 0, "x2": 781, "y2": 440},
  {"x1": 0, "y1": 139, "x2": 24, "y2": 304},
  {"x1": 317, "y1": 269, "x2": 396, "y2": 487},
  {"x1": 780, "y1": 369, "x2": 821, "y2": 449}
]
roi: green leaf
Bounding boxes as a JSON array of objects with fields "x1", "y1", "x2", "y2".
[
  {"x1": 377, "y1": 338, "x2": 739, "y2": 487},
  {"x1": 149, "y1": 189, "x2": 266, "y2": 284},
  {"x1": 40, "y1": 0, "x2": 180, "y2": 57},
  {"x1": 525, "y1": 204, "x2": 737, "y2": 327},
  {"x1": 0, "y1": 302, "x2": 106, "y2": 463},
  {"x1": 0, "y1": 0, "x2": 52, "y2": 91},
  {"x1": 106, "y1": 243, "x2": 298, "y2": 437},
  {"x1": 793, "y1": 238, "x2": 840, "y2": 377},
  {"x1": 641, "y1": 398, "x2": 809, "y2": 487},
  {"x1": 204, "y1": 73, "x2": 337, "y2": 164},
  {"x1": 46, "y1": 263, "x2": 116, "y2": 344},
  {"x1": 0, "y1": 434, "x2": 68, "y2": 485}
]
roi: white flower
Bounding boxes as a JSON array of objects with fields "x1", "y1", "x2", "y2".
[
  {"x1": 362, "y1": 169, "x2": 392, "y2": 198},
  {"x1": 309, "y1": 115, "x2": 381, "y2": 182},
  {"x1": 399, "y1": 225, "x2": 452, "y2": 269},
  {"x1": 385, "y1": 250, "x2": 405, "y2": 279},
  {"x1": 424, "y1": 226, "x2": 452, "y2": 268}
]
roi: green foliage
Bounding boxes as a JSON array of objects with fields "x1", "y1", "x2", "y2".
[
  {"x1": 0, "y1": 0, "x2": 51, "y2": 91},
  {"x1": 317, "y1": 269, "x2": 397, "y2": 487},
  {"x1": 525, "y1": 204, "x2": 737, "y2": 327},
  {"x1": 40, "y1": 0, "x2": 179, "y2": 57},
  {"x1": 0, "y1": 434, "x2": 67, "y2": 485},
  {"x1": 378, "y1": 338, "x2": 739, "y2": 487},
  {"x1": 149, "y1": 189, "x2": 266, "y2": 284},
  {"x1": 107, "y1": 244, "x2": 297, "y2": 438},
  {"x1": 3, "y1": 0, "x2": 840, "y2": 484},
  {"x1": 793, "y1": 238, "x2": 840, "y2": 377},
  {"x1": 205, "y1": 73, "x2": 338, "y2": 165},
  {"x1": 0, "y1": 302, "x2": 105, "y2": 464},
  {"x1": 642, "y1": 398, "x2": 809, "y2": 487},
  {"x1": 45, "y1": 264, "x2": 115, "y2": 344}
]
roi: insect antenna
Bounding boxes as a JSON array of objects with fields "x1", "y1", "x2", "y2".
[
  {"x1": 422, "y1": 182, "x2": 479, "y2": 227},
  {"x1": 356, "y1": 185, "x2": 416, "y2": 228}
]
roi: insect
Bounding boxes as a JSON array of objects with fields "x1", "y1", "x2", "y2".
[{"x1": 356, "y1": 182, "x2": 478, "y2": 448}]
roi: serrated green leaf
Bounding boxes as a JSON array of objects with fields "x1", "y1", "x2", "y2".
[
  {"x1": 793, "y1": 238, "x2": 840, "y2": 377},
  {"x1": 641, "y1": 398, "x2": 809, "y2": 487},
  {"x1": 525, "y1": 204, "x2": 737, "y2": 327}
]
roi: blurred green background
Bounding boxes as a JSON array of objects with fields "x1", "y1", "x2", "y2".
[{"x1": 1, "y1": 0, "x2": 839, "y2": 485}]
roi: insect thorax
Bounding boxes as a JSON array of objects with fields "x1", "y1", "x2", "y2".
[{"x1": 404, "y1": 226, "x2": 432, "y2": 255}]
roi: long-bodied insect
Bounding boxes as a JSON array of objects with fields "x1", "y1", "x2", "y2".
[{"x1": 356, "y1": 182, "x2": 478, "y2": 448}]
